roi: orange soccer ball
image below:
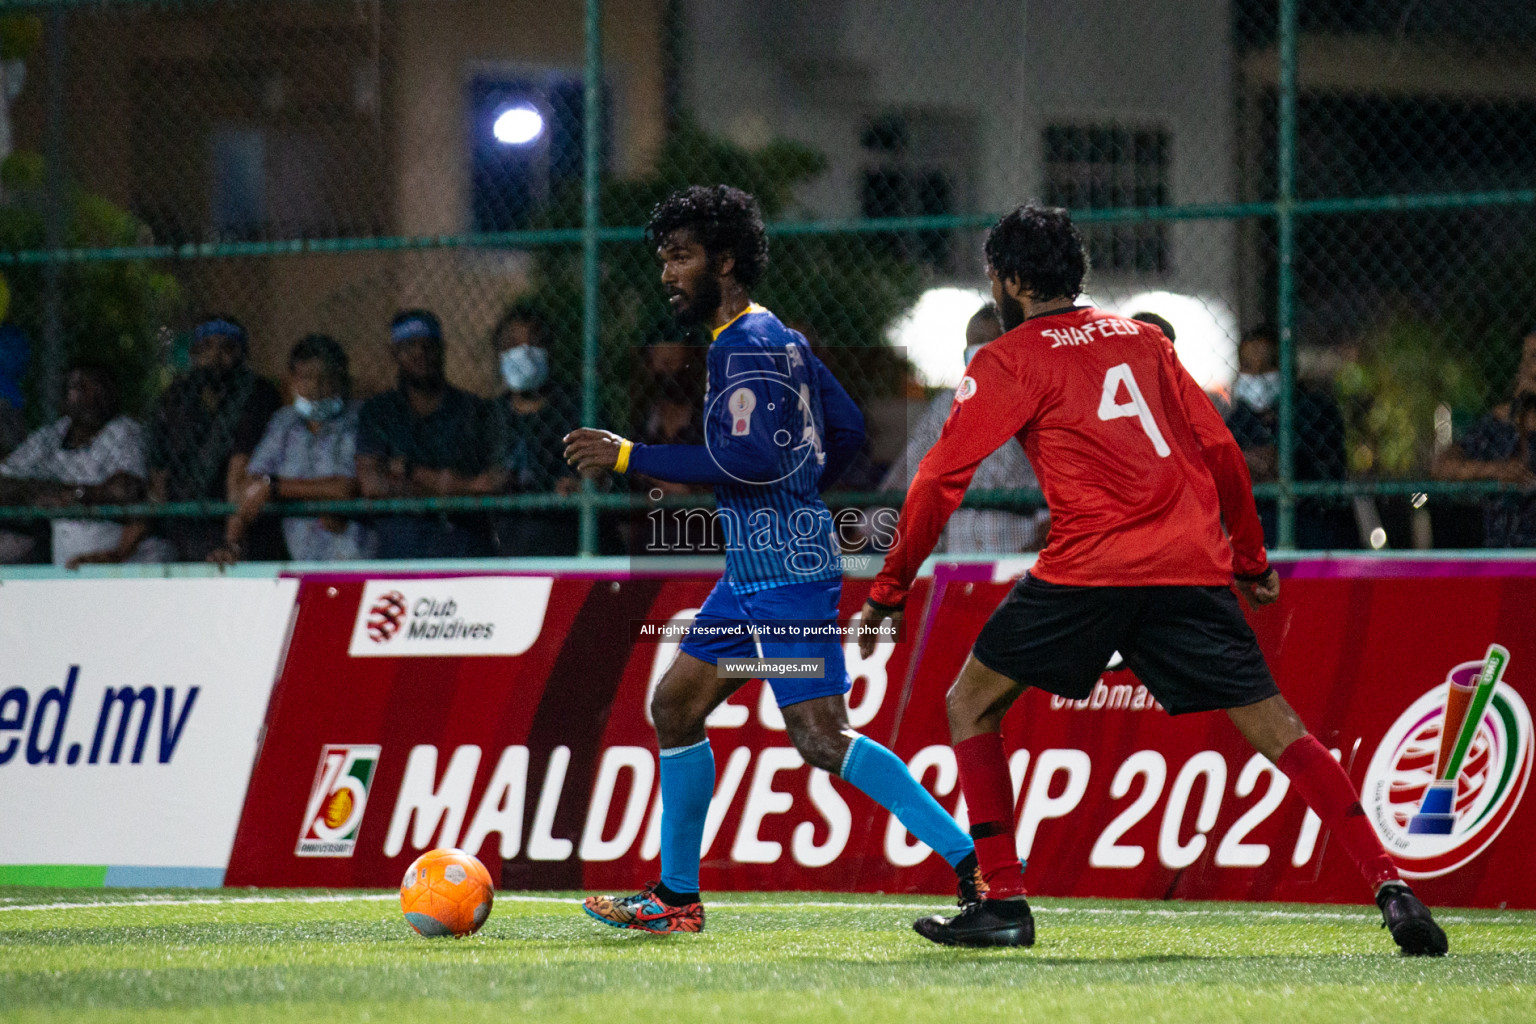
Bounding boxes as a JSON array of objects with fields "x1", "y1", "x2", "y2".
[{"x1": 400, "y1": 848, "x2": 494, "y2": 937}]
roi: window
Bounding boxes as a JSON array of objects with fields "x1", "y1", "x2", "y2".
[
  {"x1": 138, "y1": 51, "x2": 388, "y2": 243},
  {"x1": 860, "y1": 167, "x2": 955, "y2": 267},
  {"x1": 470, "y1": 74, "x2": 605, "y2": 231},
  {"x1": 859, "y1": 112, "x2": 966, "y2": 270},
  {"x1": 1043, "y1": 123, "x2": 1171, "y2": 274},
  {"x1": 209, "y1": 126, "x2": 336, "y2": 240},
  {"x1": 210, "y1": 127, "x2": 266, "y2": 236}
]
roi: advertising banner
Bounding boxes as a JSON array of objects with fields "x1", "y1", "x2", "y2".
[
  {"x1": 227, "y1": 562, "x2": 1536, "y2": 908},
  {"x1": 346, "y1": 578, "x2": 554, "y2": 657},
  {"x1": 0, "y1": 578, "x2": 299, "y2": 885},
  {"x1": 888, "y1": 561, "x2": 1536, "y2": 908},
  {"x1": 225, "y1": 574, "x2": 933, "y2": 892}
]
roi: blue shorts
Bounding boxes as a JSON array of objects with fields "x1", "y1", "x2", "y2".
[{"x1": 678, "y1": 579, "x2": 852, "y2": 708}]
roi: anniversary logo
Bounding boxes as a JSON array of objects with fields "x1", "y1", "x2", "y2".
[{"x1": 1364, "y1": 644, "x2": 1532, "y2": 879}]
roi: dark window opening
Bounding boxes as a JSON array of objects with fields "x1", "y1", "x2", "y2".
[
  {"x1": 470, "y1": 74, "x2": 606, "y2": 232},
  {"x1": 1044, "y1": 123, "x2": 1171, "y2": 274}
]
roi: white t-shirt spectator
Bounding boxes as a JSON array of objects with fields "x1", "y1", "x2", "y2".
[
  {"x1": 879, "y1": 392, "x2": 1049, "y2": 553},
  {"x1": 0, "y1": 416, "x2": 147, "y2": 566}
]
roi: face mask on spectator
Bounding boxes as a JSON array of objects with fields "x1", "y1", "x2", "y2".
[
  {"x1": 500, "y1": 346, "x2": 550, "y2": 392},
  {"x1": 1234, "y1": 371, "x2": 1281, "y2": 412},
  {"x1": 964, "y1": 344, "x2": 984, "y2": 366},
  {"x1": 294, "y1": 394, "x2": 345, "y2": 423}
]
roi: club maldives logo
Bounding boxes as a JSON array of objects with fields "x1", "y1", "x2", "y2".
[
  {"x1": 367, "y1": 591, "x2": 408, "y2": 643},
  {"x1": 296, "y1": 744, "x2": 381, "y2": 857},
  {"x1": 1363, "y1": 644, "x2": 1532, "y2": 878},
  {"x1": 346, "y1": 578, "x2": 553, "y2": 658}
]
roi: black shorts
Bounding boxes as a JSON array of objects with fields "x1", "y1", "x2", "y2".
[{"x1": 971, "y1": 575, "x2": 1279, "y2": 716}]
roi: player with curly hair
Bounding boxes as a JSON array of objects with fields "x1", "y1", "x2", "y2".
[
  {"x1": 565, "y1": 184, "x2": 979, "y2": 934},
  {"x1": 860, "y1": 202, "x2": 1447, "y2": 954}
]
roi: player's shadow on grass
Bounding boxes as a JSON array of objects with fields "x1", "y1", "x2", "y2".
[
  {"x1": 903, "y1": 950, "x2": 1455, "y2": 968},
  {"x1": 906, "y1": 951, "x2": 1209, "y2": 965}
]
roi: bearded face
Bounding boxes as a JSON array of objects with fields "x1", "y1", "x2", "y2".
[
  {"x1": 996, "y1": 287, "x2": 1026, "y2": 332},
  {"x1": 658, "y1": 228, "x2": 726, "y2": 329},
  {"x1": 668, "y1": 258, "x2": 722, "y2": 328}
]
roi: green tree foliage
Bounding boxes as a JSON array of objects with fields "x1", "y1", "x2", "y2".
[
  {"x1": 0, "y1": 14, "x2": 41, "y2": 61},
  {"x1": 1454, "y1": 234, "x2": 1536, "y2": 407},
  {"x1": 1337, "y1": 230, "x2": 1536, "y2": 478},
  {"x1": 1337, "y1": 317, "x2": 1487, "y2": 477},
  {"x1": 518, "y1": 119, "x2": 922, "y2": 432},
  {"x1": 0, "y1": 151, "x2": 181, "y2": 421}
]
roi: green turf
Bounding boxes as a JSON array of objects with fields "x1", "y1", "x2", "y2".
[
  {"x1": 2, "y1": 888, "x2": 1533, "y2": 1023},
  {"x1": 0, "y1": 866, "x2": 107, "y2": 887}
]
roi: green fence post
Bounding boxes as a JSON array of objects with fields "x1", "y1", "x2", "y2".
[
  {"x1": 579, "y1": 0, "x2": 603, "y2": 557},
  {"x1": 40, "y1": 6, "x2": 66, "y2": 423},
  {"x1": 1274, "y1": 0, "x2": 1298, "y2": 550}
]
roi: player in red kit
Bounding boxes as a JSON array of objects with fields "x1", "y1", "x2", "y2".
[{"x1": 859, "y1": 204, "x2": 1447, "y2": 955}]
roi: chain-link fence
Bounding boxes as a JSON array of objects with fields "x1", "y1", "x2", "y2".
[{"x1": 0, "y1": 0, "x2": 1531, "y2": 566}]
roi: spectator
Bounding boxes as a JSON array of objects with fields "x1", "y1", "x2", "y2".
[
  {"x1": 488, "y1": 304, "x2": 579, "y2": 556},
  {"x1": 878, "y1": 303, "x2": 1048, "y2": 553},
  {"x1": 146, "y1": 315, "x2": 283, "y2": 561},
  {"x1": 209, "y1": 334, "x2": 374, "y2": 565},
  {"x1": 1225, "y1": 323, "x2": 1353, "y2": 549},
  {"x1": 788, "y1": 319, "x2": 885, "y2": 491},
  {"x1": 629, "y1": 328, "x2": 718, "y2": 554},
  {"x1": 356, "y1": 309, "x2": 506, "y2": 559},
  {"x1": 0, "y1": 362, "x2": 172, "y2": 568},
  {"x1": 1135, "y1": 310, "x2": 1232, "y2": 418},
  {"x1": 637, "y1": 329, "x2": 706, "y2": 453},
  {"x1": 0, "y1": 324, "x2": 28, "y2": 459},
  {"x1": 0, "y1": 325, "x2": 32, "y2": 561},
  {"x1": 1435, "y1": 327, "x2": 1536, "y2": 546},
  {"x1": 1130, "y1": 311, "x2": 1177, "y2": 343}
]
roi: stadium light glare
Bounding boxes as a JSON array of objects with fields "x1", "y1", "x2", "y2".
[
  {"x1": 493, "y1": 105, "x2": 544, "y2": 146},
  {"x1": 888, "y1": 286, "x2": 992, "y2": 388},
  {"x1": 892, "y1": 287, "x2": 1238, "y2": 393},
  {"x1": 1109, "y1": 290, "x2": 1239, "y2": 393}
]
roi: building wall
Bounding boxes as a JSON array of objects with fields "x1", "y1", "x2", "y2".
[
  {"x1": 391, "y1": 0, "x2": 666, "y2": 237},
  {"x1": 681, "y1": 0, "x2": 1237, "y2": 303},
  {"x1": 10, "y1": 0, "x2": 666, "y2": 398}
]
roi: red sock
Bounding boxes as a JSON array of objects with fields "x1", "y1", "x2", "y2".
[
  {"x1": 1277, "y1": 735, "x2": 1399, "y2": 889},
  {"x1": 955, "y1": 732, "x2": 1026, "y2": 899}
]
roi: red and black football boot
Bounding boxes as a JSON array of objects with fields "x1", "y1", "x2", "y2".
[{"x1": 1376, "y1": 881, "x2": 1448, "y2": 956}]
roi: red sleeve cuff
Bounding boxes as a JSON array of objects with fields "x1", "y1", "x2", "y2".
[{"x1": 867, "y1": 581, "x2": 907, "y2": 610}]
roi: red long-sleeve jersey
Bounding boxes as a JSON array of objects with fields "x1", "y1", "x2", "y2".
[{"x1": 870, "y1": 307, "x2": 1269, "y2": 607}]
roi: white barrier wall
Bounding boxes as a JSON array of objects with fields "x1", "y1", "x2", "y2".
[{"x1": 0, "y1": 578, "x2": 298, "y2": 886}]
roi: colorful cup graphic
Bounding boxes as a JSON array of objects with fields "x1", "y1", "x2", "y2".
[{"x1": 1407, "y1": 644, "x2": 1508, "y2": 836}]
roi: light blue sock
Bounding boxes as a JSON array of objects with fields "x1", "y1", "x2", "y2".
[
  {"x1": 841, "y1": 735, "x2": 974, "y2": 867},
  {"x1": 658, "y1": 738, "x2": 714, "y2": 897}
]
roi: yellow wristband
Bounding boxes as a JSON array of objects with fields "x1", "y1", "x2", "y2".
[{"x1": 614, "y1": 439, "x2": 633, "y2": 474}]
